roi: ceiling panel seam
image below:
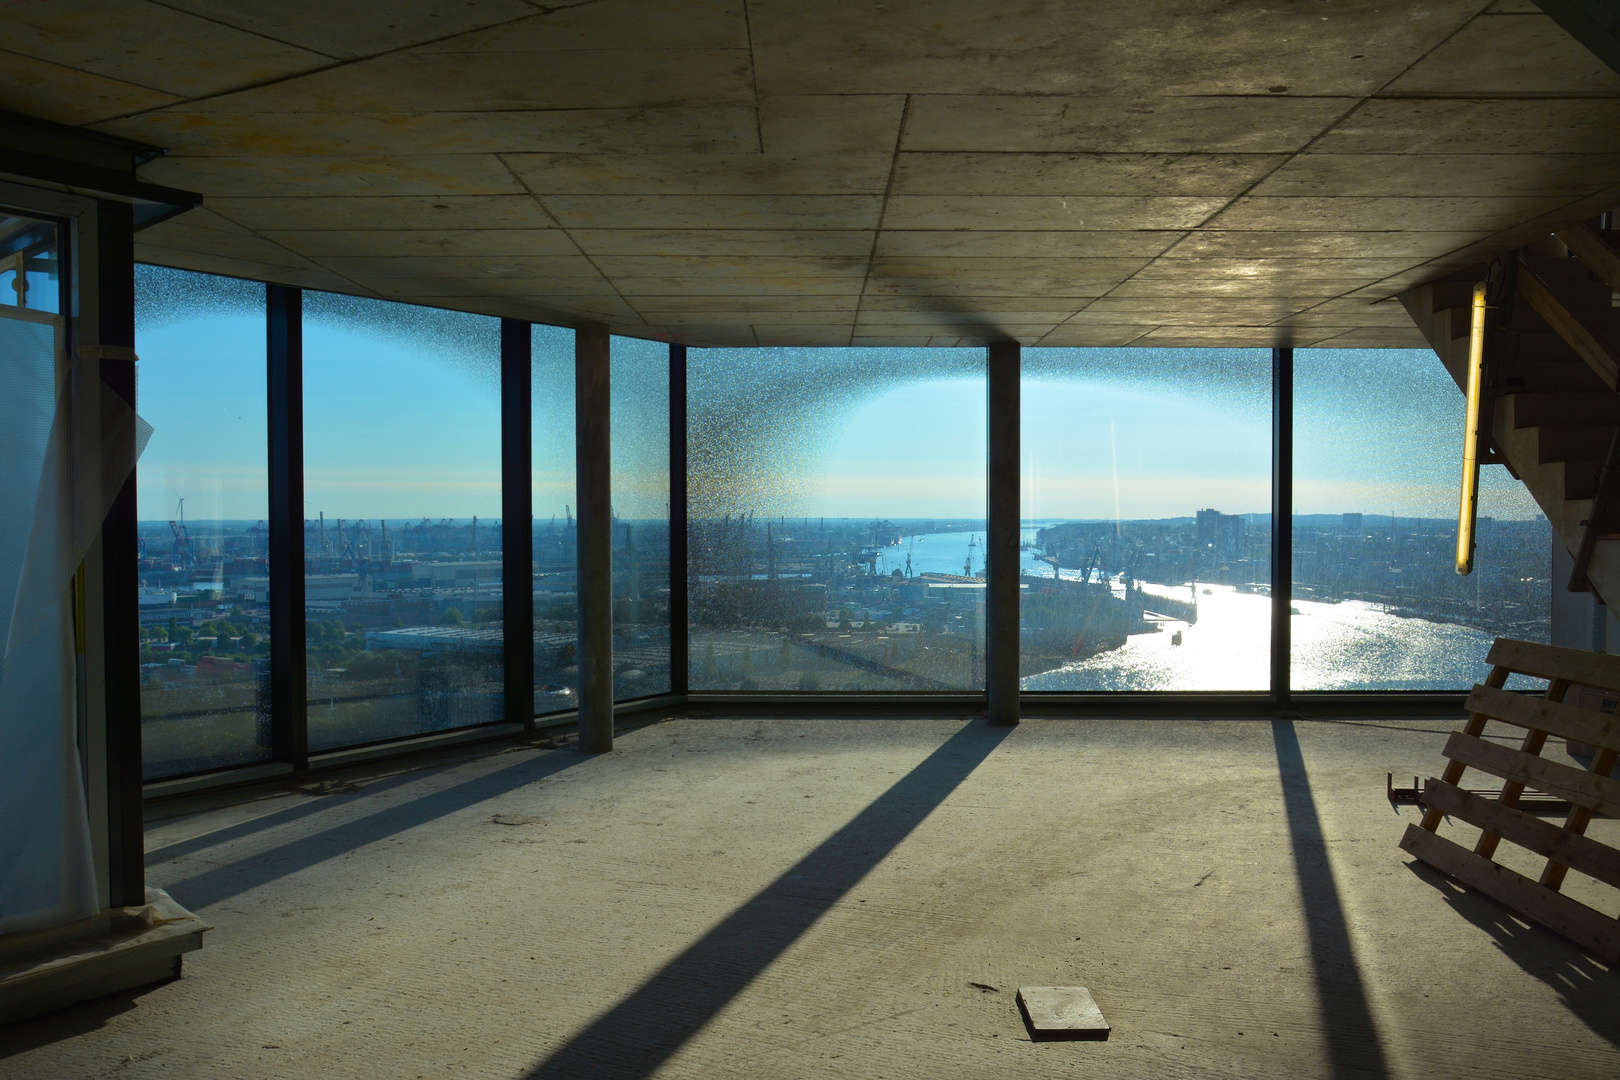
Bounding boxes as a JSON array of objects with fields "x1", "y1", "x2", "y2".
[
  {"x1": 495, "y1": 152, "x2": 646, "y2": 328},
  {"x1": 851, "y1": 93, "x2": 913, "y2": 348}
]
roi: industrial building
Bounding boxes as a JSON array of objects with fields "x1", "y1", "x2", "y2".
[{"x1": 3, "y1": 2, "x2": 1620, "y2": 1077}]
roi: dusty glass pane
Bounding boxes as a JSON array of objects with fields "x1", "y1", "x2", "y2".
[
  {"x1": 1292, "y1": 348, "x2": 1550, "y2": 689},
  {"x1": 135, "y1": 266, "x2": 271, "y2": 779},
  {"x1": 689, "y1": 347, "x2": 987, "y2": 692},
  {"x1": 532, "y1": 324, "x2": 577, "y2": 715},
  {"x1": 303, "y1": 293, "x2": 503, "y2": 752},
  {"x1": 611, "y1": 336, "x2": 671, "y2": 699},
  {"x1": 1020, "y1": 348, "x2": 1273, "y2": 691}
]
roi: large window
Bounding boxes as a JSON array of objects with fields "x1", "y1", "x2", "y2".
[
  {"x1": 135, "y1": 267, "x2": 271, "y2": 779},
  {"x1": 1020, "y1": 349, "x2": 1273, "y2": 691},
  {"x1": 532, "y1": 324, "x2": 577, "y2": 714},
  {"x1": 1292, "y1": 349, "x2": 1551, "y2": 689},
  {"x1": 688, "y1": 348, "x2": 987, "y2": 691},
  {"x1": 302, "y1": 294, "x2": 503, "y2": 751},
  {"x1": 611, "y1": 337, "x2": 671, "y2": 699}
]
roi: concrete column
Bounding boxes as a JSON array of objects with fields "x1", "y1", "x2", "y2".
[
  {"x1": 986, "y1": 341, "x2": 1020, "y2": 726},
  {"x1": 576, "y1": 323, "x2": 613, "y2": 751}
]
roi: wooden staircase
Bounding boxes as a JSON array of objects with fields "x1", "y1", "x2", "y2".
[{"x1": 1401, "y1": 219, "x2": 1620, "y2": 607}]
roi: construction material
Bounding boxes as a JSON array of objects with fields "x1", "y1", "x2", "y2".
[
  {"x1": 1016, "y1": 986, "x2": 1110, "y2": 1039},
  {"x1": 0, "y1": 888, "x2": 209, "y2": 1026},
  {"x1": 1401, "y1": 637, "x2": 1620, "y2": 961}
]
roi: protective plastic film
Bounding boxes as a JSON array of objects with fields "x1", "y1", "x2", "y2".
[{"x1": 0, "y1": 326, "x2": 150, "y2": 934}]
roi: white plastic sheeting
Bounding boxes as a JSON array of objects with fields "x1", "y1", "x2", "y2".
[{"x1": 0, "y1": 314, "x2": 150, "y2": 934}]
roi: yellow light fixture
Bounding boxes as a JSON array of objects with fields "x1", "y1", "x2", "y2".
[{"x1": 1456, "y1": 282, "x2": 1487, "y2": 575}]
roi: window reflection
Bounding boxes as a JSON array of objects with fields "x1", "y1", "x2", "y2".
[
  {"x1": 688, "y1": 347, "x2": 987, "y2": 691},
  {"x1": 1292, "y1": 348, "x2": 1550, "y2": 689},
  {"x1": 1020, "y1": 348, "x2": 1273, "y2": 691},
  {"x1": 135, "y1": 266, "x2": 271, "y2": 778},
  {"x1": 303, "y1": 293, "x2": 504, "y2": 751}
]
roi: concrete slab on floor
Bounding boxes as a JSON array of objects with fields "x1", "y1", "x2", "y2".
[{"x1": 1, "y1": 715, "x2": 1617, "y2": 1079}]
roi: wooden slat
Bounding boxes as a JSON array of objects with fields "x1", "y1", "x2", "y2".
[
  {"x1": 1486, "y1": 638, "x2": 1620, "y2": 692},
  {"x1": 1556, "y1": 223, "x2": 1620, "y2": 295},
  {"x1": 1400, "y1": 824, "x2": 1620, "y2": 962},
  {"x1": 1422, "y1": 664, "x2": 1509, "y2": 832},
  {"x1": 1442, "y1": 732, "x2": 1620, "y2": 816},
  {"x1": 1423, "y1": 779, "x2": 1620, "y2": 889},
  {"x1": 1464, "y1": 684, "x2": 1620, "y2": 752}
]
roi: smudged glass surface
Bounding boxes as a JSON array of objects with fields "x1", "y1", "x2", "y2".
[
  {"x1": 303, "y1": 293, "x2": 503, "y2": 752},
  {"x1": 611, "y1": 336, "x2": 671, "y2": 699},
  {"x1": 688, "y1": 347, "x2": 987, "y2": 692},
  {"x1": 135, "y1": 266, "x2": 271, "y2": 779},
  {"x1": 532, "y1": 324, "x2": 577, "y2": 715},
  {"x1": 1291, "y1": 348, "x2": 1549, "y2": 690},
  {"x1": 1019, "y1": 348, "x2": 1273, "y2": 691}
]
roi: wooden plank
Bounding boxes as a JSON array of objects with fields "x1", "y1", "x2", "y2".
[
  {"x1": 1442, "y1": 732, "x2": 1620, "y2": 816},
  {"x1": 1486, "y1": 638, "x2": 1620, "y2": 692},
  {"x1": 1422, "y1": 664, "x2": 1509, "y2": 832},
  {"x1": 1424, "y1": 779, "x2": 1620, "y2": 890},
  {"x1": 1465, "y1": 684, "x2": 1620, "y2": 752},
  {"x1": 1516, "y1": 257, "x2": 1620, "y2": 390},
  {"x1": 1556, "y1": 223, "x2": 1620, "y2": 296},
  {"x1": 1400, "y1": 824, "x2": 1620, "y2": 962},
  {"x1": 1543, "y1": 745, "x2": 1620, "y2": 893}
]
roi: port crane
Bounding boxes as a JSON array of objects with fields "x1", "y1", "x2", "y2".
[{"x1": 167, "y1": 495, "x2": 194, "y2": 571}]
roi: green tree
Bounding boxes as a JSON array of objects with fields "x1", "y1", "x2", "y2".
[{"x1": 442, "y1": 608, "x2": 464, "y2": 626}]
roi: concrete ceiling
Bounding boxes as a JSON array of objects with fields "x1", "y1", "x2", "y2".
[{"x1": 5, "y1": 0, "x2": 1620, "y2": 348}]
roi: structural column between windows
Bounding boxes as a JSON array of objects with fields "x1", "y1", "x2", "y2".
[
  {"x1": 669, "y1": 344, "x2": 688, "y2": 697},
  {"x1": 1271, "y1": 346, "x2": 1294, "y2": 704},
  {"x1": 95, "y1": 199, "x2": 144, "y2": 906},
  {"x1": 501, "y1": 319, "x2": 534, "y2": 728},
  {"x1": 987, "y1": 341, "x2": 1021, "y2": 725},
  {"x1": 267, "y1": 284, "x2": 307, "y2": 769},
  {"x1": 576, "y1": 323, "x2": 613, "y2": 751}
]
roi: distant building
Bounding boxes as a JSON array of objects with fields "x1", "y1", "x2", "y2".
[
  {"x1": 1343, "y1": 512, "x2": 1364, "y2": 532},
  {"x1": 1196, "y1": 508, "x2": 1246, "y2": 558}
]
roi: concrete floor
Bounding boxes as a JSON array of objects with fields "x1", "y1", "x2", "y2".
[{"x1": 3, "y1": 714, "x2": 1618, "y2": 1079}]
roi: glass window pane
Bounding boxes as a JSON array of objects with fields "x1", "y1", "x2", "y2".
[
  {"x1": 135, "y1": 266, "x2": 270, "y2": 779},
  {"x1": 0, "y1": 211, "x2": 63, "y2": 315},
  {"x1": 532, "y1": 324, "x2": 577, "y2": 715},
  {"x1": 1292, "y1": 348, "x2": 1550, "y2": 689},
  {"x1": 303, "y1": 294, "x2": 503, "y2": 752},
  {"x1": 1020, "y1": 348, "x2": 1273, "y2": 691},
  {"x1": 611, "y1": 337, "x2": 671, "y2": 700},
  {"x1": 688, "y1": 347, "x2": 987, "y2": 691}
]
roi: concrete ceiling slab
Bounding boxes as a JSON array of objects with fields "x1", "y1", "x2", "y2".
[{"x1": 11, "y1": 0, "x2": 1620, "y2": 347}]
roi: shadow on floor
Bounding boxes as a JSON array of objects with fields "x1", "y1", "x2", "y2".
[
  {"x1": 159, "y1": 747, "x2": 586, "y2": 911},
  {"x1": 145, "y1": 767, "x2": 431, "y2": 868},
  {"x1": 0, "y1": 975, "x2": 160, "y2": 1060},
  {"x1": 1271, "y1": 719, "x2": 1391, "y2": 1079},
  {"x1": 522, "y1": 719, "x2": 1010, "y2": 1080},
  {"x1": 1405, "y1": 860, "x2": 1620, "y2": 1049}
]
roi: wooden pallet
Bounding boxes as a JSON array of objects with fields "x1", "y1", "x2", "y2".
[{"x1": 1400, "y1": 638, "x2": 1620, "y2": 961}]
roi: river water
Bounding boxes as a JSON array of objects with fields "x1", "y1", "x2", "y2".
[{"x1": 887, "y1": 529, "x2": 1520, "y2": 691}]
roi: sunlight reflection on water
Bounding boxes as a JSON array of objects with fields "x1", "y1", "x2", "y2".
[{"x1": 894, "y1": 530, "x2": 1516, "y2": 692}]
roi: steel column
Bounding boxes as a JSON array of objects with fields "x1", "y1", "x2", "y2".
[
  {"x1": 267, "y1": 284, "x2": 307, "y2": 769},
  {"x1": 576, "y1": 323, "x2": 614, "y2": 751},
  {"x1": 669, "y1": 344, "x2": 689, "y2": 696},
  {"x1": 96, "y1": 199, "x2": 143, "y2": 906},
  {"x1": 1271, "y1": 346, "x2": 1294, "y2": 705},
  {"x1": 986, "y1": 341, "x2": 1021, "y2": 726},
  {"x1": 502, "y1": 319, "x2": 535, "y2": 728}
]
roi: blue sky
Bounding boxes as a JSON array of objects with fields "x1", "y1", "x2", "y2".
[{"x1": 134, "y1": 266, "x2": 1538, "y2": 525}]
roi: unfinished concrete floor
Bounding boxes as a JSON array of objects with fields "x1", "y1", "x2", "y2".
[{"x1": 3, "y1": 714, "x2": 1618, "y2": 1079}]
